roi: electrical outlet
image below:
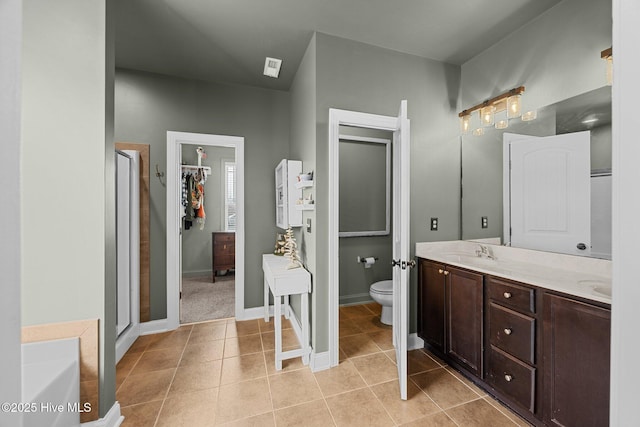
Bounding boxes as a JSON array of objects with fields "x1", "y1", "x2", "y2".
[
  {"x1": 482, "y1": 216, "x2": 488, "y2": 228},
  {"x1": 430, "y1": 217, "x2": 438, "y2": 231}
]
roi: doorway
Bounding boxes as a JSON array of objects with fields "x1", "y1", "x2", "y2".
[
  {"x1": 179, "y1": 144, "x2": 237, "y2": 323},
  {"x1": 166, "y1": 131, "x2": 245, "y2": 331},
  {"x1": 328, "y1": 102, "x2": 411, "y2": 400}
]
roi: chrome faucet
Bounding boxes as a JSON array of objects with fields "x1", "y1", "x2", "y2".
[{"x1": 475, "y1": 244, "x2": 495, "y2": 260}]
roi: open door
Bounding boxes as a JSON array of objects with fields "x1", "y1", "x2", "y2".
[
  {"x1": 392, "y1": 100, "x2": 411, "y2": 400},
  {"x1": 505, "y1": 131, "x2": 591, "y2": 255}
]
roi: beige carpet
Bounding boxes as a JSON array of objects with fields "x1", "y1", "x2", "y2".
[{"x1": 180, "y1": 274, "x2": 235, "y2": 323}]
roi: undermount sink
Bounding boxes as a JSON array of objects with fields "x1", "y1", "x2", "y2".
[
  {"x1": 440, "y1": 253, "x2": 496, "y2": 264},
  {"x1": 578, "y1": 280, "x2": 612, "y2": 297}
]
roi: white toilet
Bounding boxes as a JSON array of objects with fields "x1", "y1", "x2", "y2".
[{"x1": 369, "y1": 280, "x2": 393, "y2": 325}]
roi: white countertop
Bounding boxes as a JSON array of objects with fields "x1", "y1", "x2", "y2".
[{"x1": 415, "y1": 241, "x2": 612, "y2": 305}]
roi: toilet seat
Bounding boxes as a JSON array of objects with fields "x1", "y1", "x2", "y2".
[{"x1": 370, "y1": 280, "x2": 393, "y2": 295}]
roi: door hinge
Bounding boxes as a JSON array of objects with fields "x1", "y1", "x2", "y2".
[{"x1": 179, "y1": 291, "x2": 182, "y2": 300}]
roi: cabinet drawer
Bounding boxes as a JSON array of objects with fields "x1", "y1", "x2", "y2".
[
  {"x1": 214, "y1": 243, "x2": 235, "y2": 254},
  {"x1": 487, "y1": 346, "x2": 536, "y2": 414},
  {"x1": 213, "y1": 233, "x2": 235, "y2": 243},
  {"x1": 489, "y1": 303, "x2": 535, "y2": 364},
  {"x1": 214, "y1": 254, "x2": 234, "y2": 265},
  {"x1": 487, "y1": 276, "x2": 535, "y2": 314}
]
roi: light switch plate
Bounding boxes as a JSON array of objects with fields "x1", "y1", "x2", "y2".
[{"x1": 306, "y1": 218, "x2": 312, "y2": 233}]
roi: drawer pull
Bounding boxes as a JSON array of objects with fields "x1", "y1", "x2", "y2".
[
  {"x1": 443, "y1": 271, "x2": 449, "y2": 276},
  {"x1": 503, "y1": 292, "x2": 512, "y2": 299},
  {"x1": 504, "y1": 374, "x2": 513, "y2": 382},
  {"x1": 438, "y1": 269, "x2": 443, "y2": 274},
  {"x1": 504, "y1": 328, "x2": 513, "y2": 335}
]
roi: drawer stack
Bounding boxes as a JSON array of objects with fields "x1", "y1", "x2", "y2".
[
  {"x1": 485, "y1": 276, "x2": 538, "y2": 415},
  {"x1": 212, "y1": 232, "x2": 235, "y2": 282}
]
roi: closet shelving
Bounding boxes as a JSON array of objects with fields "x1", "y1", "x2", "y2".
[
  {"x1": 295, "y1": 180, "x2": 314, "y2": 189},
  {"x1": 275, "y1": 159, "x2": 303, "y2": 229}
]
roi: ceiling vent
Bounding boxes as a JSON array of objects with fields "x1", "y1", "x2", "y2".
[{"x1": 263, "y1": 57, "x2": 282, "y2": 78}]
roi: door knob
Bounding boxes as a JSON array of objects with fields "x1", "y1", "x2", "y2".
[{"x1": 577, "y1": 243, "x2": 587, "y2": 250}]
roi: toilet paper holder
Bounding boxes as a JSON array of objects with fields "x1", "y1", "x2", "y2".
[{"x1": 357, "y1": 256, "x2": 379, "y2": 263}]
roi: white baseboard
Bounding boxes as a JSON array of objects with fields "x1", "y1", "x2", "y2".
[
  {"x1": 139, "y1": 319, "x2": 170, "y2": 335},
  {"x1": 310, "y1": 350, "x2": 331, "y2": 372},
  {"x1": 339, "y1": 293, "x2": 374, "y2": 306},
  {"x1": 408, "y1": 333, "x2": 424, "y2": 351},
  {"x1": 81, "y1": 402, "x2": 123, "y2": 427},
  {"x1": 238, "y1": 305, "x2": 274, "y2": 321}
]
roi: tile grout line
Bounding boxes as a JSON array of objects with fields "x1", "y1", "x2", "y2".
[{"x1": 152, "y1": 325, "x2": 194, "y2": 427}]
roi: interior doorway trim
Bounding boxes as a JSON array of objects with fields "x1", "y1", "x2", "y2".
[
  {"x1": 166, "y1": 131, "x2": 245, "y2": 330},
  {"x1": 328, "y1": 109, "x2": 401, "y2": 368}
]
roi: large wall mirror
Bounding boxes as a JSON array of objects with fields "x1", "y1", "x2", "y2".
[{"x1": 461, "y1": 85, "x2": 612, "y2": 259}]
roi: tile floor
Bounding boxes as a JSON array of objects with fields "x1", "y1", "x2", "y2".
[{"x1": 116, "y1": 302, "x2": 532, "y2": 426}]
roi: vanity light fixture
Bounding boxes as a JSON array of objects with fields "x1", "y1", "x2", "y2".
[
  {"x1": 459, "y1": 86, "x2": 525, "y2": 135},
  {"x1": 601, "y1": 47, "x2": 612, "y2": 86}
]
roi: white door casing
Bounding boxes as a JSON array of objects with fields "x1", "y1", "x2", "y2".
[
  {"x1": 166, "y1": 131, "x2": 245, "y2": 330},
  {"x1": 392, "y1": 100, "x2": 410, "y2": 400},
  {"x1": 504, "y1": 132, "x2": 591, "y2": 256},
  {"x1": 328, "y1": 101, "x2": 411, "y2": 400}
]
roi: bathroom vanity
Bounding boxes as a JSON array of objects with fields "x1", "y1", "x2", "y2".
[{"x1": 416, "y1": 241, "x2": 611, "y2": 427}]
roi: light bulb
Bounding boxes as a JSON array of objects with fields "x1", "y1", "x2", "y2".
[
  {"x1": 495, "y1": 109, "x2": 509, "y2": 129},
  {"x1": 507, "y1": 94, "x2": 522, "y2": 118},
  {"x1": 480, "y1": 106, "x2": 494, "y2": 127},
  {"x1": 472, "y1": 127, "x2": 485, "y2": 137},
  {"x1": 460, "y1": 115, "x2": 471, "y2": 134},
  {"x1": 521, "y1": 110, "x2": 537, "y2": 122}
]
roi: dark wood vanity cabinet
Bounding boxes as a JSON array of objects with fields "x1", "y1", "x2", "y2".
[
  {"x1": 542, "y1": 294, "x2": 610, "y2": 427},
  {"x1": 417, "y1": 258, "x2": 611, "y2": 427},
  {"x1": 211, "y1": 232, "x2": 235, "y2": 282},
  {"x1": 485, "y1": 276, "x2": 539, "y2": 417},
  {"x1": 418, "y1": 260, "x2": 446, "y2": 352},
  {"x1": 417, "y1": 259, "x2": 484, "y2": 377}
]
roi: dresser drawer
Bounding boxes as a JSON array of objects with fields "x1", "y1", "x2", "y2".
[
  {"x1": 213, "y1": 232, "x2": 235, "y2": 243},
  {"x1": 489, "y1": 303, "x2": 535, "y2": 364},
  {"x1": 487, "y1": 276, "x2": 535, "y2": 314},
  {"x1": 214, "y1": 254, "x2": 235, "y2": 266},
  {"x1": 487, "y1": 346, "x2": 536, "y2": 413},
  {"x1": 214, "y1": 243, "x2": 235, "y2": 255}
]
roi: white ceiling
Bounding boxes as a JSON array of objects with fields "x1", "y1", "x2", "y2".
[{"x1": 115, "y1": 0, "x2": 561, "y2": 91}]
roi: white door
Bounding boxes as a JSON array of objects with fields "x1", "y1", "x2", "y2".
[
  {"x1": 115, "y1": 150, "x2": 141, "y2": 362},
  {"x1": 392, "y1": 100, "x2": 411, "y2": 400},
  {"x1": 507, "y1": 132, "x2": 591, "y2": 255},
  {"x1": 116, "y1": 152, "x2": 131, "y2": 336}
]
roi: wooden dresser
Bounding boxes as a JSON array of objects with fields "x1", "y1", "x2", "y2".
[{"x1": 212, "y1": 232, "x2": 235, "y2": 282}]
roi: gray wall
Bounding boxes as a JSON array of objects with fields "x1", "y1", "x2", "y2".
[
  {"x1": 288, "y1": 36, "x2": 317, "y2": 338},
  {"x1": 461, "y1": 0, "x2": 611, "y2": 111},
  {"x1": 21, "y1": 0, "x2": 115, "y2": 417},
  {"x1": 181, "y1": 145, "x2": 235, "y2": 277},
  {"x1": 115, "y1": 69, "x2": 290, "y2": 318},
  {"x1": 292, "y1": 32, "x2": 461, "y2": 352},
  {"x1": 0, "y1": 0, "x2": 22, "y2": 421}
]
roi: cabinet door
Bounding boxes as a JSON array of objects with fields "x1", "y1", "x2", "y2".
[
  {"x1": 543, "y1": 294, "x2": 610, "y2": 427},
  {"x1": 417, "y1": 259, "x2": 446, "y2": 353},
  {"x1": 447, "y1": 267, "x2": 484, "y2": 377}
]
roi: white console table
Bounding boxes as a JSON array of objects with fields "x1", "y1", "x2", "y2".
[{"x1": 262, "y1": 254, "x2": 311, "y2": 370}]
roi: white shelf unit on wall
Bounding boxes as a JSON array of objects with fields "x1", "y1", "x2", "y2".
[{"x1": 275, "y1": 159, "x2": 303, "y2": 229}]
